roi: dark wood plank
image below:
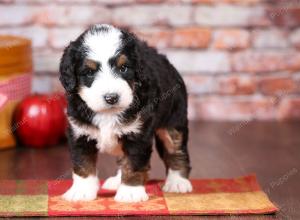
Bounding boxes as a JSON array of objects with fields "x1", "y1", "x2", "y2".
[{"x1": 0, "y1": 121, "x2": 299, "y2": 219}]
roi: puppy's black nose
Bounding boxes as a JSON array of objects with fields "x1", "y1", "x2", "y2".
[{"x1": 104, "y1": 93, "x2": 119, "y2": 105}]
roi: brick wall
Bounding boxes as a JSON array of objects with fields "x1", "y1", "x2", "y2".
[{"x1": 1, "y1": 0, "x2": 300, "y2": 121}]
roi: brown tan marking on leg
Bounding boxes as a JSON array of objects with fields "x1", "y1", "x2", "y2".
[
  {"x1": 119, "y1": 157, "x2": 149, "y2": 186},
  {"x1": 164, "y1": 152, "x2": 191, "y2": 178},
  {"x1": 156, "y1": 128, "x2": 191, "y2": 178},
  {"x1": 156, "y1": 128, "x2": 182, "y2": 154},
  {"x1": 73, "y1": 153, "x2": 98, "y2": 178}
]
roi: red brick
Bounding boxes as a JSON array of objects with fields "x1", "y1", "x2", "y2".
[
  {"x1": 0, "y1": 6, "x2": 32, "y2": 26},
  {"x1": 195, "y1": 5, "x2": 269, "y2": 27},
  {"x1": 278, "y1": 98, "x2": 300, "y2": 120},
  {"x1": 290, "y1": 28, "x2": 300, "y2": 49},
  {"x1": 183, "y1": 75, "x2": 257, "y2": 96},
  {"x1": 188, "y1": 96, "x2": 275, "y2": 121},
  {"x1": 0, "y1": 5, "x2": 111, "y2": 26},
  {"x1": 265, "y1": 0, "x2": 297, "y2": 5},
  {"x1": 267, "y1": 7, "x2": 300, "y2": 27},
  {"x1": 214, "y1": 0, "x2": 261, "y2": 4},
  {"x1": 165, "y1": 50, "x2": 230, "y2": 73},
  {"x1": 171, "y1": 28, "x2": 211, "y2": 48},
  {"x1": 178, "y1": 0, "x2": 261, "y2": 4},
  {"x1": 136, "y1": 0, "x2": 164, "y2": 3},
  {"x1": 212, "y1": 29, "x2": 250, "y2": 50},
  {"x1": 231, "y1": 51, "x2": 300, "y2": 73},
  {"x1": 113, "y1": 5, "x2": 192, "y2": 27},
  {"x1": 135, "y1": 29, "x2": 172, "y2": 49},
  {"x1": 33, "y1": 50, "x2": 61, "y2": 73},
  {"x1": 217, "y1": 75, "x2": 256, "y2": 95},
  {"x1": 35, "y1": 5, "x2": 111, "y2": 26},
  {"x1": 258, "y1": 76, "x2": 298, "y2": 95},
  {"x1": 183, "y1": 75, "x2": 217, "y2": 95},
  {"x1": 15, "y1": 0, "x2": 50, "y2": 2},
  {"x1": 49, "y1": 27, "x2": 85, "y2": 49},
  {"x1": 93, "y1": 0, "x2": 135, "y2": 4},
  {"x1": 252, "y1": 29, "x2": 289, "y2": 48},
  {"x1": 167, "y1": 0, "x2": 213, "y2": 4},
  {"x1": 136, "y1": 27, "x2": 211, "y2": 49},
  {"x1": 56, "y1": 0, "x2": 94, "y2": 3},
  {"x1": 32, "y1": 75, "x2": 63, "y2": 93}
]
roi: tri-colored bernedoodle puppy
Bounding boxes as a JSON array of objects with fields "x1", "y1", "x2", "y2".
[{"x1": 59, "y1": 24, "x2": 192, "y2": 203}]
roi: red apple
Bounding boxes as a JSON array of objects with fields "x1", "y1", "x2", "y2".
[{"x1": 14, "y1": 93, "x2": 67, "y2": 148}]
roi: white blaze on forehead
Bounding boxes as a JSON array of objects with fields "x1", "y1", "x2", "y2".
[{"x1": 84, "y1": 25, "x2": 122, "y2": 64}]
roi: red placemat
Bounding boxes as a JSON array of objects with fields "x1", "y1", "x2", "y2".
[{"x1": 0, "y1": 175, "x2": 278, "y2": 217}]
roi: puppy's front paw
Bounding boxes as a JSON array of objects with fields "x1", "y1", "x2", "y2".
[
  {"x1": 163, "y1": 169, "x2": 193, "y2": 193},
  {"x1": 62, "y1": 185, "x2": 98, "y2": 201},
  {"x1": 102, "y1": 170, "x2": 121, "y2": 190},
  {"x1": 114, "y1": 184, "x2": 149, "y2": 203},
  {"x1": 61, "y1": 174, "x2": 99, "y2": 202}
]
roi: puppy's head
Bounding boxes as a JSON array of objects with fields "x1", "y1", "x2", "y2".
[{"x1": 60, "y1": 24, "x2": 141, "y2": 114}]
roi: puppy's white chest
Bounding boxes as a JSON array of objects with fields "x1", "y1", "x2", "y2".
[
  {"x1": 96, "y1": 121, "x2": 120, "y2": 154},
  {"x1": 69, "y1": 115, "x2": 142, "y2": 155},
  {"x1": 93, "y1": 114, "x2": 142, "y2": 154}
]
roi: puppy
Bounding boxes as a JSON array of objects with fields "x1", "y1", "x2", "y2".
[{"x1": 59, "y1": 24, "x2": 192, "y2": 203}]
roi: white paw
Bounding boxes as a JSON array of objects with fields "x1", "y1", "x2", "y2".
[
  {"x1": 114, "y1": 184, "x2": 149, "y2": 203},
  {"x1": 163, "y1": 169, "x2": 193, "y2": 193},
  {"x1": 62, "y1": 173, "x2": 99, "y2": 202},
  {"x1": 62, "y1": 185, "x2": 98, "y2": 201},
  {"x1": 102, "y1": 170, "x2": 121, "y2": 190}
]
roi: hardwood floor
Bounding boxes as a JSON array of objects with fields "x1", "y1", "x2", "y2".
[{"x1": 0, "y1": 121, "x2": 299, "y2": 219}]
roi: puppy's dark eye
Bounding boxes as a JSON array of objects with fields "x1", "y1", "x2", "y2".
[
  {"x1": 120, "y1": 65, "x2": 128, "y2": 73},
  {"x1": 86, "y1": 70, "x2": 95, "y2": 78}
]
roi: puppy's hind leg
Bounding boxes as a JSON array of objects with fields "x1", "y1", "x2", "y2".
[
  {"x1": 155, "y1": 128, "x2": 192, "y2": 193},
  {"x1": 102, "y1": 158, "x2": 122, "y2": 190}
]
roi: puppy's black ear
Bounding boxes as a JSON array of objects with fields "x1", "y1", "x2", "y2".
[{"x1": 59, "y1": 42, "x2": 77, "y2": 93}]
